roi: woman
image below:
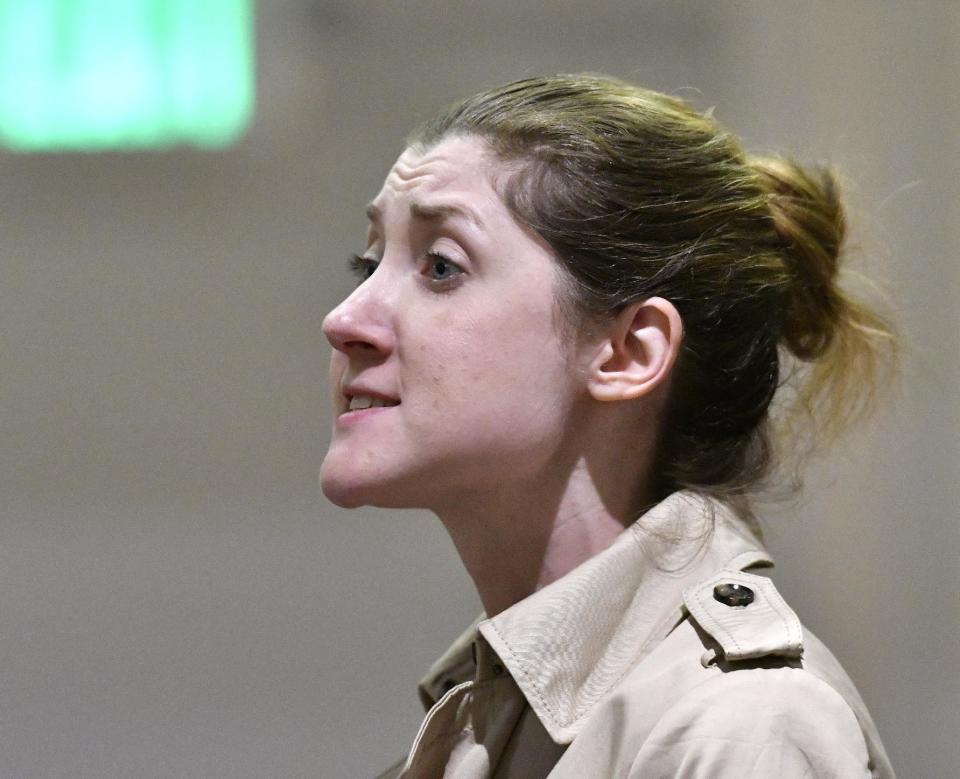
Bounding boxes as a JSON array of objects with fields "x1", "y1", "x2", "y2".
[{"x1": 321, "y1": 73, "x2": 896, "y2": 778}]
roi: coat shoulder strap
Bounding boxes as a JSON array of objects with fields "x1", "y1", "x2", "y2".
[{"x1": 682, "y1": 568, "x2": 803, "y2": 662}]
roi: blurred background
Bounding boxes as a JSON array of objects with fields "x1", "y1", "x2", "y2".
[{"x1": 1, "y1": 1, "x2": 957, "y2": 776}]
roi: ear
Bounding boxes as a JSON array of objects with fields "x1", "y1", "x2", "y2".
[{"x1": 586, "y1": 297, "x2": 683, "y2": 402}]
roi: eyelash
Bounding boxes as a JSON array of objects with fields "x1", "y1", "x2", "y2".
[
  {"x1": 347, "y1": 251, "x2": 464, "y2": 287},
  {"x1": 347, "y1": 253, "x2": 376, "y2": 282}
]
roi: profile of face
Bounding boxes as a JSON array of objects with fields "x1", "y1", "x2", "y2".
[{"x1": 320, "y1": 135, "x2": 592, "y2": 512}]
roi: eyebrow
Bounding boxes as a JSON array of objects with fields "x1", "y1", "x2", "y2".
[{"x1": 364, "y1": 200, "x2": 485, "y2": 230}]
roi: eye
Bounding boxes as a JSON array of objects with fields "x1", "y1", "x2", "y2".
[
  {"x1": 348, "y1": 253, "x2": 378, "y2": 284},
  {"x1": 423, "y1": 251, "x2": 464, "y2": 284}
]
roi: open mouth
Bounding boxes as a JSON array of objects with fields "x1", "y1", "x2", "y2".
[
  {"x1": 345, "y1": 395, "x2": 401, "y2": 412},
  {"x1": 338, "y1": 388, "x2": 402, "y2": 419}
]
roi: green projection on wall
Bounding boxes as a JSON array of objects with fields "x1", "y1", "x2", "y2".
[{"x1": 0, "y1": 0, "x2": 254, "y2": 151}]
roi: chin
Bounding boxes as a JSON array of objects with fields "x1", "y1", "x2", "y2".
[
  {"x1": 319, "y1": 459, "x2": 414, "y2": 509},
  {"x1": 319, "y1": 464, "x2": 369, "y2": 508}
]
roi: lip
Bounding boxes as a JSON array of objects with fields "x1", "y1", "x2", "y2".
[
  {"x1": 335, "y1": 404, "x2": 399, "y2": 428},
  {"x1": 339, "y1": 382, "x2": 401, "y2": 414}
]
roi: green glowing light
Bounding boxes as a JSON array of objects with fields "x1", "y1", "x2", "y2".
[{"x1": 0, "y1": 0, "x2": 254, "y2": 151}]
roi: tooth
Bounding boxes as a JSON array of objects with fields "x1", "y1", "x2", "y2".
[{"x1": 349, "y1": 396, "x2": 373, "y2": 410}]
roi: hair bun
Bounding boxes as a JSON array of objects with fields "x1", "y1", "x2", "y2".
[{"x1": 750, "y1": 155, "x2": 846, "y2": 361}]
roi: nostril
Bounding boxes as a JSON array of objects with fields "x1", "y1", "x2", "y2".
[
  {"x1": 322, "y1": 297, "x2": 394, "y2": 355},
  {"x1": 324, "y1": 322, "x2": 393, "y2": 356},
  {"x1": 323, "y1": 314, "x2": 367, "y2": 352}
]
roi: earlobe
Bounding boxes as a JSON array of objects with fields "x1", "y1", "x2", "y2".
[{"x1": 587, "y1": 297, "x2": 683, "y2": 403}]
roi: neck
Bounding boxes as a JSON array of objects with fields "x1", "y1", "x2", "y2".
[{"x1": 435, "y1": 433, "x2": 657, "y2": 618}]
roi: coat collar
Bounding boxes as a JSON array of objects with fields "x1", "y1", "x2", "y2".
[{"x1": 417, "y1": 491, "x2": 773, "y2": 744}]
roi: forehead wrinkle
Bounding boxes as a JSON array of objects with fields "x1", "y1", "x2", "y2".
[
  {"x1": 375, "y1": 159, "x2": 457, "y2": 212},
  {"x1": 388, "y1": 161, "x2": 439, "y2": 185},
  {"x1": 388, "y1": 148, "x2": 460, "y2": 186},
  {"x1": 368, "y1": 137, "x2": 507, "y2": 232}
]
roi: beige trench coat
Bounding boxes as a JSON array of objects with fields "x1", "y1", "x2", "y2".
[{"x1": 376, "y1": 492, "x2": 894, "y2": 778}]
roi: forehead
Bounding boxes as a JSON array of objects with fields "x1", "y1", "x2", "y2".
[{"x1": 372, "y1": 135, "x2": 506, "y2": 212}]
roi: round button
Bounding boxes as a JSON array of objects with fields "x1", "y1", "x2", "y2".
[{"x1": 713, "y1": 582, "x2": 754, "y2": 607}]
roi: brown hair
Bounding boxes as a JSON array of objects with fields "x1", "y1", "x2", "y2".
[{"x1": 407, "y1": 73, "x2": 898, "y2": 504}]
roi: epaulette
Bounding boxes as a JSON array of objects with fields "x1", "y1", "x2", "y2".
[{"x1": 682, "y1": 568, "x2": 803, "y2": 666}]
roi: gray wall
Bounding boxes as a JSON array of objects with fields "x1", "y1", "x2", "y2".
[{"x1": 2, "y1": 1, "x2": 957, "y2": 776}]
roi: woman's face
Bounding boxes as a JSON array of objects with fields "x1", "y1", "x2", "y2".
[{"x1": 320, "y1": 135, "x2": 588, "y2": 511}]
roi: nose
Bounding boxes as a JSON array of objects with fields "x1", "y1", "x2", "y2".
[{"x1": 322, "y1": 282, "x2": 395, "y2": 358}]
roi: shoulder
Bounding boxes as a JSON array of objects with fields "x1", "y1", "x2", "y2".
[
  {"x1": 627, "y1": 568, "x2": 891, "y2": 778},
  {"x1": 630, "y1": 663, "x2": 874, "y2": 777},
  {"x1": 560, "y1": 568, "x2": 893, "y2": 778}
]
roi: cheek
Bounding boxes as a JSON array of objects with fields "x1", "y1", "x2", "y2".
[
  {"x1": 409, "y1": 306, "x2": 529, "y2": 387},
  {"x1": 404, "y1": 304, "x2": 573, "y2": 442}
]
